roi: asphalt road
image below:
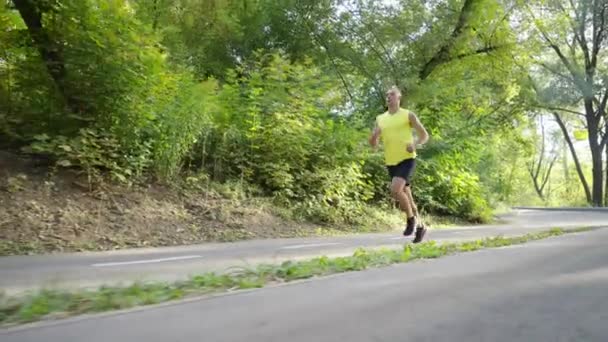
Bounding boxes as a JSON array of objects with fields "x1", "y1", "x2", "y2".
[
  {"x1": 2, "y1": 224, "x2": 607, "y2": 341},
  {"x1": 1, "y1": 208, "x2": 607, "y2": 295}
]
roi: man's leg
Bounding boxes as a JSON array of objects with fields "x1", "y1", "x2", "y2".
[
  {"x1": 390, "y1": 177, "x2": 416, "y2": 235},
  {"x1": 390, "y1": 177, "x2": 413, "y2": 216},
  {"x1": 400, "y1": 159, "x2": 426, "y2": 242},
  {"x1": 403, "y1": 185, "x2": 418, "y2": 217},
  {"x1": 404, "y1": 184, "x2": 427, "y2": 243}
]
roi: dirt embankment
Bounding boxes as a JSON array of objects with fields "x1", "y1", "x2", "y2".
[{"x1": 0, "y1": 151, "x2": 323, "y2": 256}]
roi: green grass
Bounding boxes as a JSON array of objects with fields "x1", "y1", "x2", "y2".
[{"x1": 0, "y1": 227, "x2": 594, "y2": 327}]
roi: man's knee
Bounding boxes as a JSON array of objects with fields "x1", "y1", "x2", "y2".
[
  {"x1": 390, "y1": 181, "x2": 406, "y2": 198},
  {"x1": 390, "y1": 187, "x2": 401, "y2": 199}
]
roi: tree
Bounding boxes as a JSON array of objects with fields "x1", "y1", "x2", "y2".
[
  {"x1": 527, "y1": 114, "x2": 559, "y2": 201},
  {"x1": 522, "y1": 0, "x2": 608, "y2": 206}
]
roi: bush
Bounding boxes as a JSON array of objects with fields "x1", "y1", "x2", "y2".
[
  {"x1": 24, "y1": 129, "x2": 140, "y2": 186},
  {"x1": 414, "y1": 157, "x2": 492, "y2": 223}
]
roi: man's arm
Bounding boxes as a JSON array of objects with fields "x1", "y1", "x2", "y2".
[
  {"x1": 369, "y1": 122, "x2": 381, "y2": 148},
  {"x1": 409, "y1": 112, "x2": 429, "y2": 146}
]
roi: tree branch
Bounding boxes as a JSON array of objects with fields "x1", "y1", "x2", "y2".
[
  {"x1": 600, "y1": 87, "x2": 608, "y2": 117},
  {"x1": 419, "y1": 0, "x2": 479, "y2": 80},
  {"x1": 527, "y1": 166, "x2": 545, "y2": 200},
  {"x1": 297, "y1": 5, "x2": 355, "y2": 104},
  {"x1": 453, "y1": 44, "x2": 506, "y2": 60},
  {"x1": 590, "y1": 0, "x2": 606, "y2": 71},
  {"x1": 557, "y1": 0, "x2": 582, "y2": 67},
  {"x1": 448, "y1": 98, "x2": 511, "y2": 136},
  {"x1": 536, "y1": 61, "x2": 575, "y2": 83},
  {"x1": 575, "y1": 0, "x2": 592, "y2": 71},
  {"x1": 592, "y1": 86, "x2": 608, "y2": 120},
  {"x1": 533, "y1": 105, "x2": 585, "y2": 118},
  {"x1": 540, "y1": 153, "x2": 559, "y2": 193},
  {"x1": 528, "y1": 6, "x2": 588, "y2": 93},
  {"x1": 601, "y1": 125, "x2": 608, "y2": 149},
  {"x1": 345, "y1": 5, "x2": 402, "y2": 84},
  {"x1": 549, "y1": 43, "x2": 588, "y2": 93},
  {"x1": 535, "y1": 116, "x2": 546, "y2": 181}
]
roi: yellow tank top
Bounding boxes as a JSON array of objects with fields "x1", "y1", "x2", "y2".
[{"x1": 376, "y1": 108, "x2": 416, "y2": 165}]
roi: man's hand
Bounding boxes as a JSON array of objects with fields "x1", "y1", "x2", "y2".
[
  {"x1": 406, "y1": 143, "x2": 415, "y2": 153},
  {"x1": 408, "y1": 112, "x2": 429, "y2": 146},
  {"x1": 369, "y1": 125, "x2": 381, "y2": 148}
]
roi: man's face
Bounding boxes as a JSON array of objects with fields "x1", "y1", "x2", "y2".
[{"x1": 386, "y1": 89, "x2": 400, "y2": 107}]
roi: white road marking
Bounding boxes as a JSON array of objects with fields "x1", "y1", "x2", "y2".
[
  {"x1": 280, "y1": 243, "x2": 344, "y2": 250},
  {"x1": 389, "y1": 237, "x2": 405, "y2": 240},
  {"x1": 92, "y1": 255, "x2": 202, "y2": 267}
]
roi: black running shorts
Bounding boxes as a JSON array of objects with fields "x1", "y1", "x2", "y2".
[{"x1": 386, "y1": 158, "x2": 416, "y2": 185}]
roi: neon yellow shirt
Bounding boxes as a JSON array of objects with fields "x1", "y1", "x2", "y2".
[{"x1": 376, "y1": 108, "x2": 416, "y2": 166}]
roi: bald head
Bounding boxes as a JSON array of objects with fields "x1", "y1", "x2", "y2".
[
  {"x1": 386, "y1": 86, "x2": 402, "y2": 111},
  {"x1": 387, "y1": 86, "x2": 401, "y2": 96}
]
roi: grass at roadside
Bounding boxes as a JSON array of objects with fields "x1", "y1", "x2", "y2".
[{"x1": 0, "y1": 227, "x2": 594, "y2": 327}]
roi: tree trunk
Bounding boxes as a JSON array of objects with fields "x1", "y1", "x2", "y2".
[
  {"x1": 605, "y1": 131, "x2": 608, "y2": 205},
  {"x1": 12, "y1": 0, "x2": 80, "y2": 113},
  {"x1": 591, "y1": 146, "x2": 603, "y2": 206},
  {"x1": 527, "y1": 115, "x2": 558, "y2": 201},
  {"x1": 530, "y1": 172, "x2": 545, "y2": 200},
  {"x1": 152, "y1": 0, "x2": 160, "y2": 31},
  {"x1": 563, "y1": 137, "x2": 568, "y2": 180},
  {"x1": 6, "y1": 54, "x2": 11, "y2": 117},
  {"x1": 553, "y1": 112, "x2": 592, "y2": 203},
  {"x1": 587, "y1": 117, "x2": 603, "y2": 206}
]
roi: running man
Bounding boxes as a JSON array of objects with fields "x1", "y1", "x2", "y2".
[{"x1": 369, "y1": 86, "x2": 429, "y2": 243}]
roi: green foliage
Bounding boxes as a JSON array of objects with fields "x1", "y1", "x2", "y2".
[
  {"x1": 149, "y1": 77, "x2": 218, "y2": 180},
  {"x1": 413, "y1": 157, "x2": 492, "y2": 222},
  {"x1": 3, "y1": 0, "x2": 166, "y2": 138},
  {"x1": 24, "y1": 129, "x2": 138, "y2": 185},
  {"x1": 132, "y1": 0, "x2": 332, "y2": 78},
  {"x1": 2, "y1": 0, "x2": 219, "y2": 183},
  {"x1": 189, "y1": 52, "x2": 383, "y2": 224}
]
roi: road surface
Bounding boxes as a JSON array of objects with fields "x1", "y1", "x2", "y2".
[
  {"x1": 2, "y1": 224, "x2": 607, "y2": 341},
  {"x1": 1, "y1": 208, "x2": 607, "y2": 295}
]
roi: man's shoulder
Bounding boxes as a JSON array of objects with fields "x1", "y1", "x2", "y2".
[
  {"x1": 399, "y1": 107, "x2": 413, "y2": 115},
  {"x1": 401, "y1": 108, "x2": 417, "y2": 120},
  {"x1": 375, "y1": 111, "x2": 390, "y2": 121}
]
